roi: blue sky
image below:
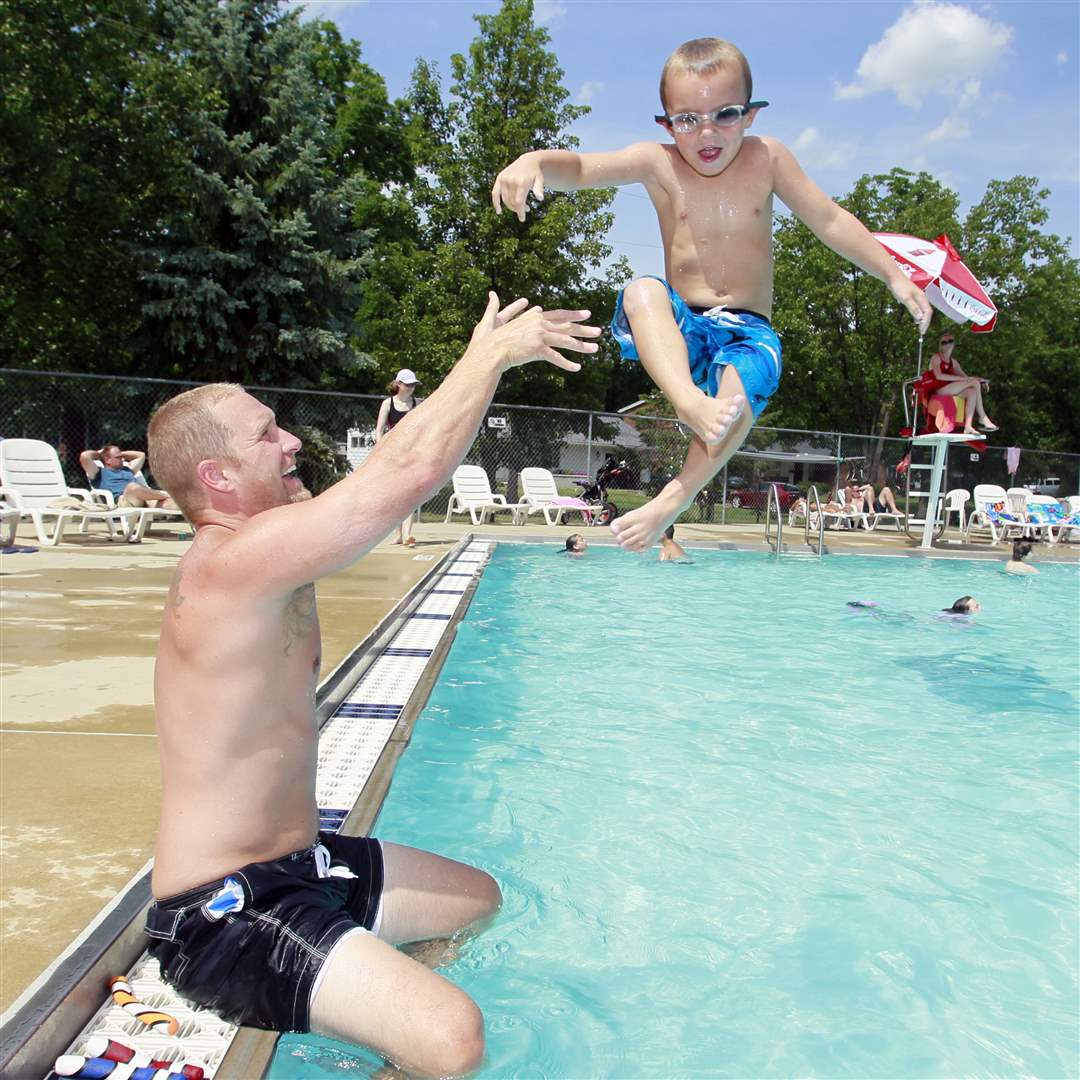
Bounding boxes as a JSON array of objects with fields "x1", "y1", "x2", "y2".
[{"x1": 298, "y1": 0, "x2": 1079, "y2": 276}]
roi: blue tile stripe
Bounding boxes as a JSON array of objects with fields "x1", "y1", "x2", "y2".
[
  {"x1": 441, "y1": 572, "x2": 475, "y2": 578},
  {"x1": 410, "y1": 612, "x2": 452, "y2": 620},
  {"x1": 337, "y1": 702, "x2": 404, "y2": 719},
  {"x1": 428, "y1": 588, "x2": 465, "y2": 595},
  {"x1": 383, "y1": 647, "x2": 433, "y2": 657},
  {"x1": 319, "y1": 808, "x2": 349, "y2": 832}
]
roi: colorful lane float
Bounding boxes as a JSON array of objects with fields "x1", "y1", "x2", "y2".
[
  {"x1": 107, "y1": 977, "x2": 180, "y2": 1036},
  {"x1": 54, "y1": 1036, "x2": 205, "y2": 1079},
  {"x1": 53, "y1": 978, "x2": 207, "y2": 1080}
]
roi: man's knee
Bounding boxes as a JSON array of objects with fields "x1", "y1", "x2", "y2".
[
  {"x1": 432, "y1": 995, "x2": 485, "y2": 1076},
  {"x1": 622, "y1": 277, "x2": 669, "y2": 320},
  {"x1": 474, "y1": 869, "x2": 502, "y2": 920}
]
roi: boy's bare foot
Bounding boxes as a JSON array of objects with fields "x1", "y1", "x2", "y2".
[
  {"x1": 676, "y1": 392, "x2": 745, "y2": 445},
  {"x1": 610, "y1": 494, "x2": 679, "y2": 553},
  {"x1": 979, "y1": 419, "x2": 999, "y2": 432}
]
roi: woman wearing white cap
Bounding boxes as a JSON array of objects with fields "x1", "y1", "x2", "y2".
[{"x1": 375, "y1": 369, "x2": 421, "y2": 545}]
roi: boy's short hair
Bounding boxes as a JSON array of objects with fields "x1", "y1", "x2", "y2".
[
  {"x1": 565, "y1": 534, "x2": 582, "y2": 551},
  {"x1": 660, "y1": 38, "x2": 753, "y2": 109},
  {"x1": 663, "y1": 524, "x2": 675, "y2": 540},
  {"x1": 148, "y1": 383, "x2": 244, "y2": 518}
]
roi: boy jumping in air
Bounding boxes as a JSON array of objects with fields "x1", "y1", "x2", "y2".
[{"x1": 493, "y1": 37, "x2": 932, "y2": 552}]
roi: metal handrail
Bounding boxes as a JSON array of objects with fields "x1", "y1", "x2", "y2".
[
  {"x1": 805, "y1": 485, "x2": 826, "y2": 555},
  {"x1": 764, "y1": 482, "x2": 783, "y2": 553}
]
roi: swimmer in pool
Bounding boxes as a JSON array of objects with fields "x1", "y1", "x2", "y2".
[
  {"x1": 492, "y1": 36, "x2": 931, "y2": 554},
  {"x1": 845, "y1": 600, "x2": 914, "y2": 623},
  {"x1": 142, "y1": 295, "x2": 599, "y2": 1077},
  {"x1": 565, "y1": 533, "x2": 588, "y2": 556},
  {"x1": 659, "y1": 523, "x2": 692, "y2": 562},
  {"x1": 938, "y1": 596, "x2": 981, "y2": 619},
  {"x1": 1004, "y1": 539, "x2": 1038, "y2": 575}
]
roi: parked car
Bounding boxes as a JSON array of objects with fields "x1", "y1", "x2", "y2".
[
  {"x1": 1028, "y1": 476, "x2": 1061, "y2": 495},
  {"x1": 727, "y1": 481, "x2": 801, "y2": 510}
]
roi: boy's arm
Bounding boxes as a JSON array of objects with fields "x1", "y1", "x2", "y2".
[
  {"x1": 492, "y1": 143, "x2": 659, "y2": 222},
  {"x1": 765, "y1": 138, "x2": 932, "y2": 335}
]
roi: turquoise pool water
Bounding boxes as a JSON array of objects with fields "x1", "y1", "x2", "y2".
[{"x1": 273, "y1": 548, "x2": 1079, "y2": 1078}]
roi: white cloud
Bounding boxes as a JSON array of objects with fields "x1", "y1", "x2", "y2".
[
  {"x1": 835, "y1": 2, "x2": 1012, "y2": 108},
  {"x1": 925, "y1": 115, "x2": 971, "y2": 142},
  {"x1": 285, "y1": 0, "x2": 365, "y2": 21},
  {"x1": 792, "y1": 126, "x2": 856, "y2": 171},
  {"x1": 576, "y1": 81, "x2": 604, "y2": 106},
  {"x1": 534, "y1": 1, "x2": 567, "y2": 27},
  {"x1": 1056, "y1": 51, "x2": 1068, "y2": 67}
]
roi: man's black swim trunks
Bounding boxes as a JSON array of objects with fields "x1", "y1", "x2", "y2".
[{"x1": 145, "y1": 833, "x2": 383, "y2": 1031}]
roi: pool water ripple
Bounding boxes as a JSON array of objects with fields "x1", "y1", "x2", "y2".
[{"x1": 274, "y1": 548, "x2": 1079, "y2": 1078}]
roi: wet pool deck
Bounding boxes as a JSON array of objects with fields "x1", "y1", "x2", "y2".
[{"x1": 1, "y1": 517, "x2": 1076, "y2": 1012}]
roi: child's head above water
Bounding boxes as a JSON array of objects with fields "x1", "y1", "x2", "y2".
[{"x1": 943, "y1": 596, "x2": 980, "y2": 615}]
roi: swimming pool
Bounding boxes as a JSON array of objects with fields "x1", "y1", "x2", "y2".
[{"x1": 273, "y1": 547, "x2": 1079, "y2": 1078}]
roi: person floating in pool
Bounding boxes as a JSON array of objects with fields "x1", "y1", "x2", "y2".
[
  {"x1": 1004, "y1": 539, "x2": 1038, "y2": 575},
  {"x1": 492, "y1": 36, "x2": 932, "y2": 553},
  {"x1": 142, "y1": 294, "x2": 599, "y2": 1078},
  {"x1": 565, "y1": 533, "x2": 588, "y2": 556},
  {"x1": 848, "y1": 597, "x2": 981, "y2": 621}
]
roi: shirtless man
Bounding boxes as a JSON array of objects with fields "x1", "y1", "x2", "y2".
[
  {"x1": 493, "y1": 36, "x2": 932, "y2": 552},
  {"x1": 143, "y1": 295, "x2": 598, "y2": 1077}
]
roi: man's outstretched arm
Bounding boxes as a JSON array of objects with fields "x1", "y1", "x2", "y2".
[{"x1": 223, "y1": 296, "x2": 600, "y2": 594}]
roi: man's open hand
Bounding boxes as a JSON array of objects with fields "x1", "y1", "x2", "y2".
[{"x1": 469, "y1": 292, "x2": 600, "y2": 372}]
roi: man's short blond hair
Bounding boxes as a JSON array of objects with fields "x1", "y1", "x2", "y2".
[
  {"x1": 660, "y1": 38, "x2": 753, "y2": 109},
  {"x1": 148, "y1": 383, "x2": 243, "y2": 518}
]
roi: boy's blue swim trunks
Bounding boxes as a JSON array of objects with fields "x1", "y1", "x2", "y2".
[{"x1": 611, "y1": 277, "x2": 782, "y2": 419}]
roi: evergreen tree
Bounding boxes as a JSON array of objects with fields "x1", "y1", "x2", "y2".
[
  {"x1": 135, "y1": 0, "x2": 370, "y2": 386},
  {"x1": 357, "y1": 0, "x2": 632, "y2": 412},
  {"x1": 0, "y1": 0, "x2": 193, "y2": 372}
]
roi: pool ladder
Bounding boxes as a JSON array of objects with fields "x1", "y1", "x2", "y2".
[{"x1": 765, "y1": 483, "x2": 825, "y2": 557}]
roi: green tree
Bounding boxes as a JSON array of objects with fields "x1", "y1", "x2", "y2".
[
  {"x1": 770, "y1": 168, "x2": 961, "y2": 439},
  {"x1": 135, "y1": 0, "x2": 371, "y2": 386},
  {"x1": 959, "y1": 177, "x2": 1080, "y2": 453},
  {"x1": 0, "y1": 0, "x2": 194, "y2": 372},
  {"x1": 357, "y1": 0, "x2": 632, "y2": 414}
]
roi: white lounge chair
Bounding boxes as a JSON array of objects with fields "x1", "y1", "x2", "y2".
[
  {"x1": 1, "y1": 502, "x2": 22, "y2": 548},
  {"x1": 1024, "y1": 494, "x2": 1080, "y2": 546},
  {"x1": 518, "y1": 467, "x2": 594, "y2": 526},
  {"x1": 0, "y1": 439, "x2": 139, "y2": 546},
  {"x1": 443, "y1": 465, "x2": 525, "y2": 525},
  {"x1": 831, "y1": 489, "x2": 872, "y2": 531},
  {"x1": 965, "y1": 483, "x2": 1021, "y2": 545}
]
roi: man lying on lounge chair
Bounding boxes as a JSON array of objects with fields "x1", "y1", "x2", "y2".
[{"x1": 80, "y1": 444, "x2": 179, "y2": 509}]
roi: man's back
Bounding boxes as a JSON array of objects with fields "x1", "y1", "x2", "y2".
[{"x1": 152, "y1": 527, "x2": 322, "y2": 898}]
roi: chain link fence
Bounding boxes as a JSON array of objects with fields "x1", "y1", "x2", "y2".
[{"x1": 2, "y1": 369, "x2": 1077, "y2": 528}]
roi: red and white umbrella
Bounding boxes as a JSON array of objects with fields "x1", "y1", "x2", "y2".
[{"x1": 873, "y1": 231, "x2": 998, "y2": 333}]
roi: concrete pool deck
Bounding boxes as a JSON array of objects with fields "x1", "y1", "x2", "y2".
[{"x1": 1, "y1": 517, "x2": 1076, "y2": 1012}]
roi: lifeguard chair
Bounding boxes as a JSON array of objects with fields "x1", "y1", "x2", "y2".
[{"x1": 896, "y1": 371, "x2": 987, "y2": 549}]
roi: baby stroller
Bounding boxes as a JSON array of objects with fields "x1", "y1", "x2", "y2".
[{"x1": 576, "y1": 455, "x2": 633, "y2": 526}]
